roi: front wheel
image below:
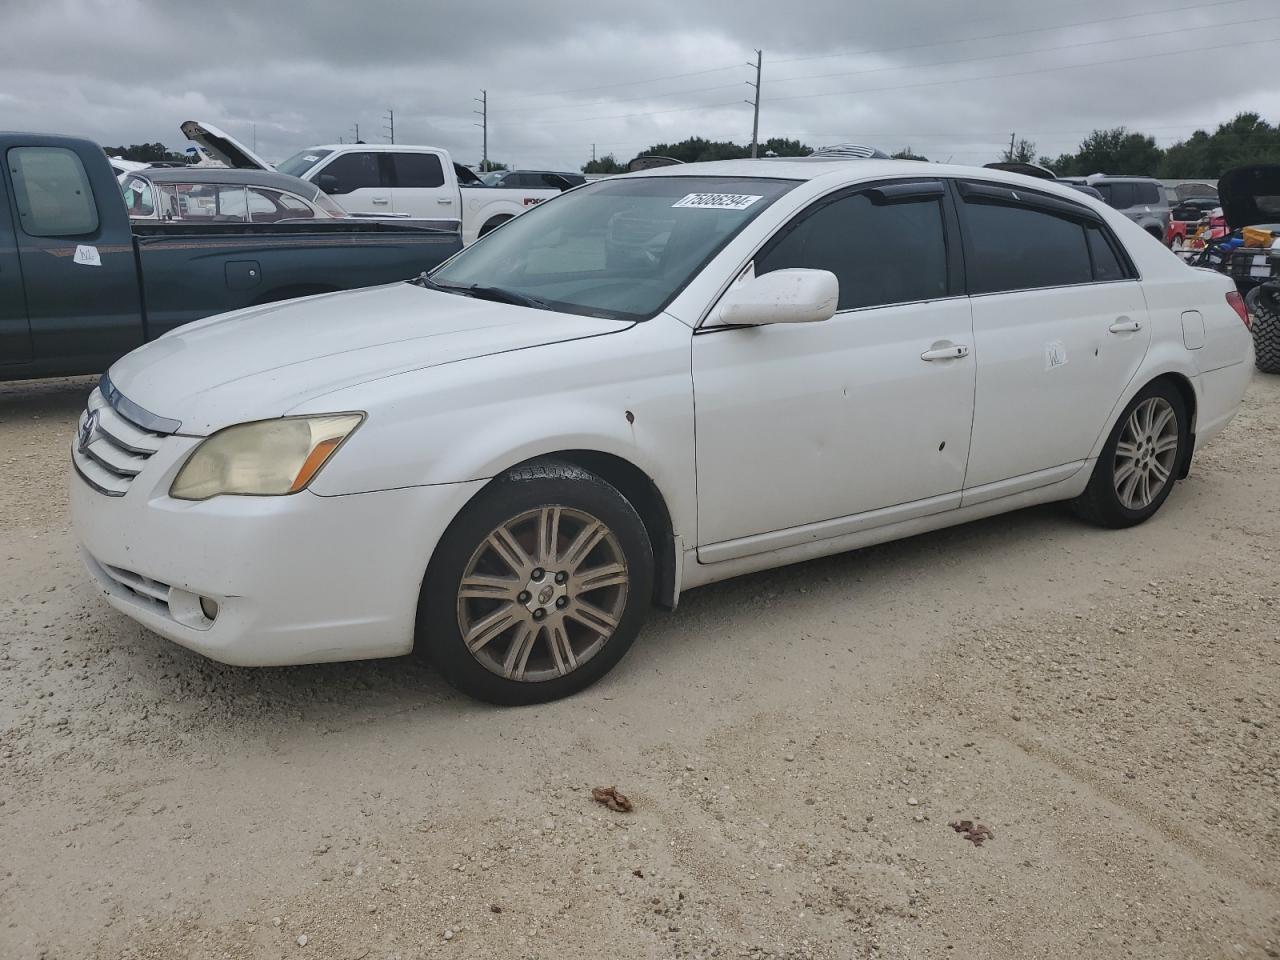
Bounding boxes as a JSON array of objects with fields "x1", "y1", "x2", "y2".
[
  {"x1": 1072, "y1": 381, "x2": 1187, "y2": 528},
  {"x1": 418, "y1": 461, "x2": 653, "y2": 704}
]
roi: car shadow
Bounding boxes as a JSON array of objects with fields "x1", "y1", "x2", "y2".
[
  {"x1": 0, "y1": 375, "x2": 96, "y2": 419},
  {"x1": 106, "y1": 499, "x2": 1089, "y2": 742}
]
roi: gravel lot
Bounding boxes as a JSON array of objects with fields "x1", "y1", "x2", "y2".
[{"x1": 2, "y1": 372, "x2": 1278, "y2": 960}]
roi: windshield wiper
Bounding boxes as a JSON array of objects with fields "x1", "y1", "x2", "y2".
[
  {"x1": 465, "y1": 285, "x2": 550, "y2": 310},
  {"x1": 412, "y1": 272, "x2": 473, "y2": 295}
]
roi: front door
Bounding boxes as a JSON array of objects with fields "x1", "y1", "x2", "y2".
[
  {"x1": 955, "y1": 181, "x2": 1152, "y2": 494},
  {"x1": 311, "y1": 151, "x2": 393, "y2": 216},
  {"x1": 0, "y1": 166, "x2": 32, "y2": 365},
  {"x1": 692, "y1": 181, "x2": 976, "y2": 561},
  {"x1": 7, "y1": 144, "x2": 143, "y2": 369}
]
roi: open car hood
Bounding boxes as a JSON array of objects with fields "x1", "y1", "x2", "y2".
[
  {"x1": 1217, "y1": 165, "x2": 1280, "y2": 231},
  {"x1": 180, "y1": 120, "x2": 273, "y2": 171}
]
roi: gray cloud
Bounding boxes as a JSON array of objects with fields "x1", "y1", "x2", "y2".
[{"x1": 2, "y1": 0, "x2": 1278, "y2": 171}]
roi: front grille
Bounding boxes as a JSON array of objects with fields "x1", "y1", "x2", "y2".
[{"x1": 72, "y1": 387, "x2": 166, "y2": 496}]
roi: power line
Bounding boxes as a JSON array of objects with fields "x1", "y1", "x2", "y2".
[
  {"x1": 770, "y1": 0, "x2": 1257, "y2": 66},
  {"x1": 767, "y1": 13, "x2": 1280, "y2": 88},
  {"x1": 763, "y1": 34, "x2": 1280, "y2": 108},
  {"x1": 496, "y1": 60, "x2": 747, "y2": 108}
]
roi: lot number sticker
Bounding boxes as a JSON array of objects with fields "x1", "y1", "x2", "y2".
[
  {"x1": 672, "y1": 193, "x2": 763, "y2": 211},
  {"x1": 73, "y1": 245, "x2": 102, "y2": 267}
]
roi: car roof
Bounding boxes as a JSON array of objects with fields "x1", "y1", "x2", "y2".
[
  {"x1": 609, "y1": 157, "x2": 1109, "y2": 196},
  {"x1": 1085, "y1": 174, "x2": 1162, "y2": 184},
  {"x1": 133, "y1": 166, "x2": 322, "y2": 198}
]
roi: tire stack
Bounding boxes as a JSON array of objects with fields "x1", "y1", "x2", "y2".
[{"x1": 1247, "y1": 281, "x2": 1280, "y2": 374}]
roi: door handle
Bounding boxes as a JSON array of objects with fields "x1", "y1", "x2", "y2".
[
  {"x1": 1108, "y1": 318, "x2": 1143, "y2": 334},
  {"x1": 436, "y1": 198, "x2": 454, "y2": 205},
  {"x1": 371, "y1": 197, "x2": 389, "y2": 205},
  {"x1": 920, "y1": 344, "x2": 970, "y2": 361}
]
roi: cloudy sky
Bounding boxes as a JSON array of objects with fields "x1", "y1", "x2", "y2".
[{"x1": 2, "y1": 0, "x2": 1278, "y2": 171}]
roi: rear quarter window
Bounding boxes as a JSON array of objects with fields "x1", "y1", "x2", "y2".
[
  {"x1": 962, "y1": 202, "x2": 1094, "y2": 294},
  {"x1": 7, "y1": 146, "x2": 100, "y2": 237}
]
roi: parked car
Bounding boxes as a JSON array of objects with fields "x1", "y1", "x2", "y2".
[
  {"x1": 481, "y1": 169, "x2": 586, "y2": 190},
  {"x1": 120, "y1": 167, "x2": 350, "y2": 222},
  {"x1": 70, "y1": 158, "x2": 1253, "y2": 704},
  {"x1": 181, "y1": 121, "x2": 562, "y2": 244},
  {"x1": 0, "y1": 133, "x2": 462, "y2": 381},
  {"x1": 1166, "y1": 197, "x2": 1221, "y2": 249},
  {"x1": 1086, "y1": 175, "x2": 1171, "y2": 240}
]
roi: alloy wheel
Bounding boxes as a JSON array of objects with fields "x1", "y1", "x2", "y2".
[
  {"x1": 1112, "y1": 396, "x2": 1179, "y2": 511},
  {"x1": 456, "y1": 506, "x2": 630, "y2": 682}
]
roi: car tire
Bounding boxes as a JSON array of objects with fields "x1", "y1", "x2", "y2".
[
  {"x1": 1071, "y1": 380, "x2": 1188, "y2": 529},
  {"x1": 417, "y1": 460, "x2": 654, "y2": 705},
  {"x1": 1248, "y1": 284, "x2": 1280, "y2": 374}
]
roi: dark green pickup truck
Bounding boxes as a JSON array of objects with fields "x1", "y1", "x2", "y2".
[{"x1": 1, "y1": 133, "x2": 462, "y2": 381}]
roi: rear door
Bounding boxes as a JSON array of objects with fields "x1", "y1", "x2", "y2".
[
  {"x1": 7, "y1": 143, "x2": 143, "y2": 367},
  {"x1": 388, "y1": 151, "x2": 457, "y2": 221},
  {"x1": 956, "y1": 180, "x2": 1151, "y2": 498},
  {"x1": 310, "y1": 150, "x2": 393, "y2": 214},
  {"x1": 0, "y1": 161, "x2": 32, "y2": 365}
]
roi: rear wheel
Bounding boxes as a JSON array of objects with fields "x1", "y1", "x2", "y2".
[
  {"x1": 1072, "y1": 381, "x2": 1187, "y2": 528},
  {"x1": 1248, "y1": 283, "x2": 1280, "y2": 374},
  {"x1": 418, "y1": 461, "x2": 653, "y2": 704}
]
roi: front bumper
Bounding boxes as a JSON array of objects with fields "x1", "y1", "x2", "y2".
[{"x1": 69, "y1": 436, "x2": 486, "y2": 666}]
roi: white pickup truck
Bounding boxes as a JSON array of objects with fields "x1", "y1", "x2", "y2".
[{"x1": 181, "y1": 121, "x2": 570, "y2": 245}]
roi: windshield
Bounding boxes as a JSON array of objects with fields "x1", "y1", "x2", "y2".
[
  {"x1": 429, "y1": 176, "x2": 796, "y2": 321},
  {"x1": 277, "y1": 148, "x2": 332, "y2": 178}
]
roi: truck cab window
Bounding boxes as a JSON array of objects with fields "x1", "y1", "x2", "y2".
[{"x1": 7, "y1": 146, "x2": 99, "y2": 237}]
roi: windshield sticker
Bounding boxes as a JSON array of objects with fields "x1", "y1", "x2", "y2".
[
  {"x1": 303, "y1": 155, "x2": 320, "y2": 162},
  {"x1": 672, "y1": 193, "x2": 763, "y2": 211},
  {"x1": 73, "y1": 245, "x2": 102, "y2": 267}
]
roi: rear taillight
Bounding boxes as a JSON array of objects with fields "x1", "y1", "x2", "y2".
[{"x1": 1226, "y1": 291, "x2": 1251, "y2": 331}]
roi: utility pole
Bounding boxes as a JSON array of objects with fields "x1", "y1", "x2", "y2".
[
  {"x1": 474, "y1": 90, "x2": 488, "y2": 172},
  {"x1": 351, "y1": 122, "x2": 360, "y2": 143},
  {"x1": 592, "y1": 143, "x2": 596, "y2": 162},
  {"x1": 251, "y1": 122, "x2": 256, "y2": 153},
  {"x1": 1006, "y1": 132, "x2": 1016, "y2": 162},
  {"x1": 745, "y1": 49, "x2": 762, "y2": 158},
  {"x1": 384, "y1": 108, "x2": 395, "y2": 144}
]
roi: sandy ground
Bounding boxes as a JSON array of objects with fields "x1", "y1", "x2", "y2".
[{"x1": 1, "y1": 372, "x2": 1278, "y2": 960}]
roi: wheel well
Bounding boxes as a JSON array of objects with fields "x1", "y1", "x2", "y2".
[
  {"x1": 1146, "y1": 372, "x2": 1197, "y2": 477},
  {"x1": 517, "y1": 450, "x2": 677, "y2": 610},
  {"x1": 479, "y1": 214, "x2": 514, "y2": 237}
]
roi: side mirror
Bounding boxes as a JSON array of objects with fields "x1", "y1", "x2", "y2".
[
  {"x1": 315, "y1": 174, "x2": 340, "y2": 195},
  {"x1": 715, "y1": 268, "x2": 839, "y2": 326}
]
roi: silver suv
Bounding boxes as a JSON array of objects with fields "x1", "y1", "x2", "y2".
[{"x1": 1086, "y1": 175, "x2": 1170, "y2": 240}]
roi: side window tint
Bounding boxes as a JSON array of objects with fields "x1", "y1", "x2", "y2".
[
  {"x1": 1086, "y1": 225, "x2": 1128, "y2": 282},
  {"x1": 158, "y1": 183, "x2": 247, "y2": 222},
  {"x1": 319, "y1": 152, "x2": 385, "y2": 194},
  {"x1": 392, "y1": 153, "x2": 445, "y2": 189},
  {"x1": 7, "y1": 146, "x2": 100, "y2": 237},
  {"x1": 756, "y1": 191, "x2": 948, "y2": 310},
  {"x1": 247, "y1": 188, "x2": 316, "y2": 222},
  {"x1": 962, "y1": 201, "x2": 1093, "y2": 294}
]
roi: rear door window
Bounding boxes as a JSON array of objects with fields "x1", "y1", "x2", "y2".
[
  {"x1": 960, "y1": 199, "x2": 1094, "y2": 294},
  {"x1": 392, "y1": 153, "x2": 445, "y2": 188},
  {"x1": 156, "y1": 183, "x2": 248, "y2": 222},
  {"x1": 1085, "y1": 224, "x2": 1130, "y2": 283},
  {"x1": 1133, "y1": 182, "x2": 1161, "y2": 206},
  {"x1": 7, "y1": 146, "x2": 99, "y2": 237},
  {"x1": 248, "y1": 188, "x2": 317, "y2": 222},
  {"x1": 756, "y1": 186, "x2": 949, "y2": 310}
]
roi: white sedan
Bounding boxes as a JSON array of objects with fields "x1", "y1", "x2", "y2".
[{"x1": 70, "y1": 158, "x2": 1255, "y2": 704}]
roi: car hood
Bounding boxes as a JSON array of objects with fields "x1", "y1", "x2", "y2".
[
  {"x1": 180, "y1": 120, "x2": 273, "y2": 171},
  {"x1": 1217, "y1": 164, "x2": 1280, "y2": 231},
  {"x1": 108, "y1": 283, "x2": 629, "y2": 435}
]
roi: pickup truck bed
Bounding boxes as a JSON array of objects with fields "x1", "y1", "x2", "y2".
[{"x1": 1, "y1": 133, "x2": 463, "y2": 382}]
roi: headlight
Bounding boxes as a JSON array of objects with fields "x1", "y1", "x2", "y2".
[{"x1": 170, "y1": 414, "x2": 363, "y2": 501}]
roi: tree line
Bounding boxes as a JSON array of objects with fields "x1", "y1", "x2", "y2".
[{"x1": 582, "y1": 112, "x2": 1280, "y2": 179}]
